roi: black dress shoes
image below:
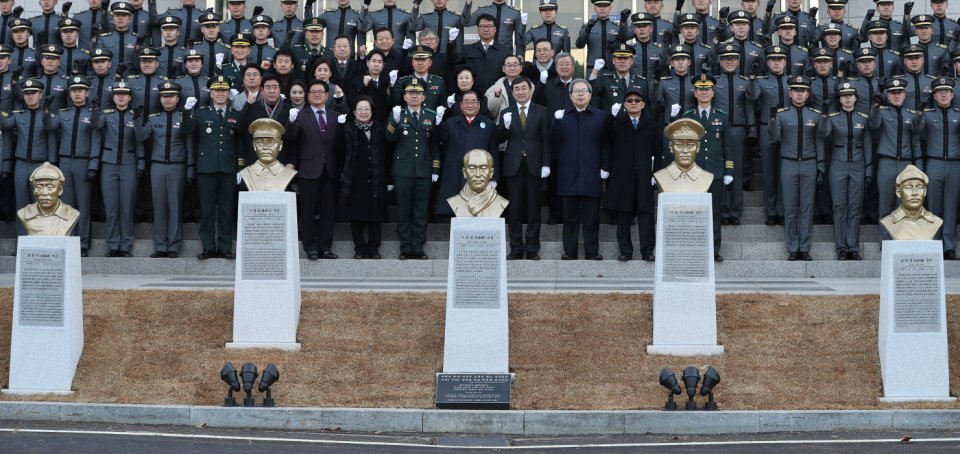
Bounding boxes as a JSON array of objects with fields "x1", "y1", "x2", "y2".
[
  {"x1": 837, "y1": 251, "x2": 847, "y2": 261},
  {"x1": 778, "y1": 216, "x2": 785, "y2": 225},
  {"x1": 721, "y1": 218, "x2": 730, "y2": 226},
  {"x1": 847, "y1": 251, "x2": 862, "y2": 261},
  {"x1": 618, "y1": 254, "x2": 632, "y2": 261},
  {"x1": 197, "y1": 249, "x2": 215, "y2": 260},
  {"x1": 945, "y1": 250, "x2": 959, "y2": 261},
  {"x1": 218, "y1": 251, "x2": 236, "y2": 259},
  {"x1": 788, "y1": 252, "x2": 798, "y2": 261},
  {"x1": 80, "y1": 248, "x2": 88, "y2": 257},
  {"x1": 799, "y1": 252, "x2": 812, "y2": 261},
  {"x1": 765, "y1": 216, "x2": 778, "y2": 226},
  {"x1": 507, "y1": 252, "x2": 523, "y2": 260},
  {"x1": 821, "y1": 214, "x2": 834, "y2": 225},
  {"x1": 150, "y1": 251, "x2": 167, "y2": 258},
  {"x1": 307, "y1": 251, "x2": 320, "y2": 260},
  {"x1": 527, "y1": 253, "x2": 540, "y2": 260},
  {"x1": 414, "y1": 251, "x2": 428, "y2": 260},
  {"x1": 105, "y1": 249, "x2": 119, "y2": 257},
  {"x1": 714, "y1": 253, "x2": 723, "y2": 262},
  {"x1": 321, "y1": 251, "x2": 338, "y2": 259},
  {"x1": 354, "y1": 253, "x2": 364, "y2": 259},
  {"x1": 729, "y1": 218, "x2": 740, "y2": 225},
  {"x1": 642, "y1": 254, "x2": 655, "y2": 262},
  {"x1": 561, "y1": 254, "x2": 574, "y2": 260},
  {"x1": 167, "y1": 251, "x2": 178, "y2": 258},
  {"x1": 588, "y1": 254, "x2": 603, "y2": 261},
  {"x1": 120, "y1": 250, "x2": 132, "y2": 258},
  {"x1": 370, "y1": 251, "x2": 382, "y2": 259},
  {"x1": 398, "y1": 251, "x2": 409, "y2": 260}
]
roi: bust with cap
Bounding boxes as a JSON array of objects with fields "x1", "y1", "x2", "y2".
[
  {"x1": 17, "y1": 162, "x2": 81, "y2": 236},
  {"x1": 239, "y1": 118, "x2": 298, "y2": 191},
  {"x1": 653, "y1": 119, "x2": 713, "y2": 193},
  {"x1": 880, "y1": 165, "x2": 943, "y2": 240}
]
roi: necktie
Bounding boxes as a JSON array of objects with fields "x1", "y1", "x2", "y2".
[
  {"x1": 340, "y1": 61, "x2": 346, "y2": 72},
  {"x1": 317, "y1": 109, "x2": 326, "y2": 138},
  {"x1": 632, "y1": 118, "x2": 638, "y2": 129},
  {"x1": 621, "y1": 77, "x2": 627, "y2": 91},
  {"x1": 413, "y1": 111, "x2": 419, "y2": 123},
  {"x1": 520, "y1": 105, "x2": 527, "y2": 129},
  {"x1": 483, "y1": 43, "x2": 490, "y2": 54},
  {"x1": 374, "y1": 78, "x2": 378, "y2": 87},
  {"x1": 701, "y1": 109, "x2": 708, "y2": 124},
  {"x1": 218, "y1": 109, "x2": 223, "y2": 120}
]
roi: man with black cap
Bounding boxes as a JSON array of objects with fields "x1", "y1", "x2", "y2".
[
  {"x1": 219, "y1": 0, "x2": 253, "y2": 42},
  {"x1": 135, "y1": 81, "x2": 195, "y2": 258},
  {"x1": 29, "y1": 0, "x2": 63, "y2": 46},
  {"x1": 912, "y1": 76, "x2": 960, "y2": 259},
  {"x1": 193, "y1": 12, "x2": 230, "y2": 78},
  {"x1": 713, "y1": 43, "x2": 754, "y2": 226},
  {"x1": 751, "y1": 45, "x2": 792, "y2": 225},
  {"x1": 590, "y1": 43, "x2": 651, "y2": 118},
  {"x1": 772, "y1": 15, "x2": 810, "y2": 76},
  {"x1": 182, "y1": 75, "x2": 241, "y2": 260},
  {"x1": 576, "y1": 0, "x2": 619, "y2": 74},
  {"x1": 858, "y1": 0, "x2": 905, "y2": 51},
  {"x1": 8, "y1": 18, "x2": 37, "y2": 78},
  {"x1": 87, "y1": 47, "x2": 112, "y2": 109},
  {"x1": 650, "y1": 44, "x2": 698, "y2": 153},
  {"x1": 285, "y1": 17, "x2": 335, "y2": 78},
  {"x1": 43, "y1": 74, "x2": 99, "y2": 255},
  {"x1": 902, "y1": 16, "x2": 949, "y2": 77},
  {"x1": 157, "y1": 16, "x2": 188, "y2": 79},
  {"x1": 57, "y1": 18, "x2": 91, "y2": 77},
  {"x1": 161, "y1": 0, "x2": 207, "y2": 47},
  {"x1": 409, "y1": 0, "x2": 467, "y2": 56},
  {"x1": 126, "y1": 46, "x2": 164, "y2": 115},
  {"x1": 807, "y1": 47, "x2": 841, "y2": 225},
  {"x1": 859, "y1": 20, "x2": 902, "y2": 79},
  {"x1": 89, "y1": 80, "x2": 142, "y2": 257},
  {"x1": 816, "y1": 23, "x2": 855, "y2": 77},
  {"x1": 20, "y1": 44, "x2": 70, "y2": 111},
  {"x1": 842, "y1": 47, "x2": 882, "y2": 223},
  {"x1": 463, "y1": 0, "x2": 525, "y2": 56},
  {"x1": 620, "y1": 12, "x2": 665, "y2": 80},
  {"x1": 390, "y1": 44, "x2": 444, "y2": 109},
  {"x1": 908, "y1": 0, "x2": 960, "y2": 45},
  {"x1": 0, "y1": 44, "x2": 15, "y2": 112},
  {"x1": 673, "y1": 13, "x2": 715, "y2": 76},
  {"x1": 73, "y1": 0, "x2": 110, "y2": 50},
  {"x1": 818, "y1": 82, "x2": 870, "y2": 260},
  {"x1": 763, "y1": 0, "x2": 813, "y2": 46},
  {"x1": 718, "y1": 1, "x2": 765, "y2": 44},
  {"x1": 96, "y1": 2, "x2": 140, "y2": 70},
  {"x1": 681, "y1": 73, "x2": 734, "y2": 261},
  {"x1": 250, "y1": 14, "x2": 278, "y2": 64},
  {"x1": 273, "y1": 0, "x2": 309, "y2": 48},
  {"x1": 808, "y1": 0, "x2": 857, "y2": 48},
  {"x1": 525, "y1": 0, "x2": 569, "y2": 54},
  {"x1": 673, "y1": 0, "x2": 720, "y2": 47},
  {"x1": 0, "y1": 0, "x2": 17, "y2": 47},
  {"x1": 870, "y1": 77, "x2": 923, "y2": 237},
  {"x1": 221, "y1": 32, "x2": 253, "y2": 88},
  {"x1": 717, "y1": 10, "x2": 762, "y2": 78},
  {"x1": 898, "y1": 43, "x2": 936, "y2": 113},
  {"x1": 769, "y1": 75, "x2": 824, "y2": 261},
  {"x1": 318, "y1": 0, "x2": 365, "y2": 56}
]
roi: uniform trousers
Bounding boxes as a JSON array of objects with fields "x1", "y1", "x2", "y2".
[
  {"x1": 150, "y1": 163, "x2": 185, "y2": 253},
  {"x1": 59, "y1": 157, "x2": 92, "y2": 249},
  {"x1": 925, "y1": 159, "x2": 960, "y2": 252},
  {"x1": 761, "y1": 123, "x2": 784, "y2": 217},
  {"x1": 877, "y1": 158, "x2": 911, "y2": 241},
  {"x1": 296, "y1": 173, "x2": 338, "y2": 254},
  {"x1": 721, "y1": 126, "x2": 747, "y2": 221},
  {"x1": 815, "y1": 147, "x2": 833, "y2": 219},
  {"x1": 13, "y1": 161, "x2": 42, "y2": 236},
  {"x1": 615, "y1": 210, "x2": 655, "y2": 257},
  {"x1": 506, "y1": 156, "x2": 542, "y2": 256},
  {"x1": 781, "y1": 159, "x2": 816, "y2": 253},
  {"x1": 394, "y1": 175, "x2": 431, "y2": 254},
  {"x1": 100, "y1": 162, "x2": 137, "y2": 251},
  {"x1": 198, "y1": 172, "x2": 236, "y2": 253},
  {"x1": 562, "y1": 195, "x2": 600, "y2": 258},
  {"x1": 709, "y1": 179, "x2": 723, "y2": 254},
  {"x1": 829, "y1": 159, "x2": 864, "y2": 254}
]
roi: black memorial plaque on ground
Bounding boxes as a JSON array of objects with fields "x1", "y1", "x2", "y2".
[{"x1": 436, "y1": 373, "x2": 512, "y2": 410}]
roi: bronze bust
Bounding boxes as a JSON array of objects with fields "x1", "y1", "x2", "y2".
[
  {"x1": 654, "y1": 118, "x2": 713, "y2": 193},
  {"x1": 239, "y1": 118, "x2": 298, "y2": 191},
  {"x1": 446, "y1": 149, "x2": 509, "y2": 217},
  {"x1": 17, "y1": 162, "x2": 81, "y2": 236},
  {"x1": 880, "y1": 165, "x2": 943, "y2": 240}
]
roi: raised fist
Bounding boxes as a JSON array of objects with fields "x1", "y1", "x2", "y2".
[
  {"x1": 749, "y1": 62, "x2": 761, "y2": 78},
  {"x1": 12, "y1": 6, "x2": 22, "y2": 18},
  {"x1": 62, "y1": 1, "x2": 72, "y2": 15},
  {"x1": 587, "y1": 18, "x2": 597, "y2": 29},
  {"x1": 402, "y1": 38, "x2": 413, "y2": 49},
  {"x1": 904, "y1": 2, "x2": 914, "y2": 16},
  {"x1": 719, "y1": 6, "x2": 729, "y2": 21},
  {"x1": 85, "y1": 169, "x2": 97, "y2": 182},
  {"x1": 135, "y1": 34, "x2": 146, "y2": 48},
  {"x1": 520, "y1": 13, "x2": 527, "y2": 25},
  {"x1": 132, "y1": 105, "x2": 144, "y2": 119},
  {"x1": 554, "y1": 109, "x2": 564, "y2": 120},
  {"x1": 184, "y1": 97, "x2": 197, "y2": 109},
  {"x1": 90, "y1": 97, "x2": 100, "y2": 109},
  {"x1": 11, "y1": 66, "x2": 23, "y2": 81},
  {"x1": 448, "y1": 28, "x2": 459, "y2": 41},
  {"x1": 872, "y1": 93, "x2": 884, "y2": 107},
  {"x1": 769, "y1": 104, "x2": 780, "y2": 121},
  {"x1": 676, "y1": 0, "x2": 685, "y2": 11},
  {"x1": 42, "y1": 95, "x2": 54, "y2": 111},
  {"x1": 866, "y1": 9, "x2": 875, "y2": 21},
  {"x1": 503, "y1": 112, "x2": 512, "y2": 128},
  {"x1": 392, "y1": 105, "x2": 402, "y2": 122},
  {"x1": 252, "y1": 6, "x2": 264, "y2": 16},
  {"x1": 389, "y1": 70, "x2": 398, "y2": 85},
  {"x1": 766, "y1": 0, "x2": 776, "y2": 13},
  {"x1": 620, "y1": 9, "x2": 631, "y2": 19},
  {"x1": 809, "y1": 7, "x2": 818, "y2": 19}
]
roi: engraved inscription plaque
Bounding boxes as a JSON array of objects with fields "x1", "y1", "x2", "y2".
[
  {"x1": 241, "y1": 204, "x2": 287, "y2": 281},
  {"x1": 451, "y1": 229, "x2": 501, "y2": 309},
  {"x1": 18, "y1": 248, "x2": 65, "y2": 327},
  {"x1": 436, "y1": 373, "x2": 512, "y2": 410},
  {"x1": 662, "y1": 205, "x2": 711, "y2": 283},
  {"x1": 893, "y1": 253, "x2": 942, "y2": 333}
]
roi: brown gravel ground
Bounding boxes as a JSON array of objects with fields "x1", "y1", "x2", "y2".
[{"x1": 0, "y1": 289, "x2": 957, "y2": 410}]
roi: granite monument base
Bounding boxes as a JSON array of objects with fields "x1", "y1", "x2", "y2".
[
  {"x1": 226, "y1": 191, "x2": 301, "y2": 351},
  {"x1": 878, "y1": 240, "x2": 955, "y2": 403},
  {"x1": 647, "y1": 192, "x2": 724, "y2": 356},
  {"x1": 2, "y1": 236, "x2": 83, "y2": 395}
]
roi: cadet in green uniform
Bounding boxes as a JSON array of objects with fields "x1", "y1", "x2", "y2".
[
  {"x1": 182, "y1": 75, "x2": 242, "y2": 260},
  {"x1": 389, "y1": 45, "x2": 445, "y2": 110},
  {"x1": 386, "y1": 78, "x2": 439, "y2": 260},
  {"x1": 680, "y1": 74, "x2": 734, "y2": 261}
]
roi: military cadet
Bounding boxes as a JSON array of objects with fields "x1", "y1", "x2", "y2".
[
  {"x1": 126, "y1": 0, "x2": 159, "y2": 47},
  {"x1": 918, "y1": 0, "x2": 960, "y2": 45},
  {"x1": 751, "y1": 45, "x2": 792, "y2": 225},
  {"x1": 622, "y1": 12, "x2": 665, "y2": 80},
  {"x1": 0, "y1": 44, "x2": 16, "y2": 113},
  {"x1": 0, "y1": 79, "x2": 56, "y2": 237},
  {"x1": 641, "y1": 0, "x2": 673, "y2": 45},
  {"x1": 89, "y1": 81, "x2": 141, "y2": 257},
  {"x1": 193, "y1": 13, "x2": 229, "y2": 78},
  {"x1": 360, "y1": 0, "x2": 413, "y2": 53},
  {"x1": 0, "y1": 1, "x2": 17, "y2": 47},
  {"x1": 386, "y1": 78, "x2": 439, "y2": 260},
  {"x1": 713, "y1": 43, "x2": 755, "y2": 226},
  {"x1": 768, "y1": 75, "x2": 824, "y2": 261},
  {"x1": 771, "y1": 15, "x2": 810, "y2": 76},
  {"x1": 219, "y1": 0, "x2": 253, "y2": 42},
  {"x1": 589, "y1": 44, "x2": 652, "y2": 119},
  {"x1": 860, "y1": 20, "x2": 901, "y2": 80},
  {"x1": 675, "y1": 0, "x2": 720, "y2": 46},
  {"x1": 817, "y1": 24, "x2": 855, "y2": 77},
  {"x1": 127, "y1": 46, "x2": 164, "y2": 115},
  {"x1": 525, "y1": 0, "x2": 569, "y2": 54},
  {"x1": 649, "y1": 44, "x2": 698, "y2": 143},
  {"x1": 135, "y1": 81, "x2": 195, "y2": 258},
  {"x1": 763, "y1": 0, "x2": 813, "y2": 46},
  {"x1": 284, "y1": 18, "x2": 334, "y2": 81},
  {"x1": 73, "y1": 0, "x2": 110, "y2": 50},
  {"x1": 576, "y1": 0, "x2": 619, "y2": 74},
  {"x1": 948, "y1": 50, "x2": 960, "y2": 108},
  {"x1": 898, "y1": 43, "x2": 936, "y2": 113},
  {"x1": 42, "y1": 75, "x2": 99, "y2": 255},
  {"x1": 807, "y1": 0, "x2": 857, "y2": 48},
  {"x1": 912, "y1": 77, "x2": 960, "y2": 259},
  {"x1": 843, "y1": 48, "x2": 881, "y2": 118},
  {"x1": 808, "y1": 47, "x2": 840, "y2": 225},
  {"x1": 97, "y1": 2, "x2": 140, "y2": 70},
  {"x1": 176, "y1": 49, "x2": 209, "y2": 108},
  {"x1": 182, "y1": 75, "x2": 240, "y2": 260},
  {"x1": 818, "y1": 82, "x2": 871, "y2": 260},
  {"x1": 718, "y1": 10, "x2": 763, "y2": 79},
  {"x1": 318, "y1": 0, "x2": 365, "y2": 55},
  {"x1": 681, "y1": 74, "x2": 734, "y2": 261},
  {"x1": 30, "y1": 0, "x2": 63, "y2": 46},
  {"x1": 87, "y1": 48, "x2": 113, "y2": 109},
  {"x1": 859, "y1": 2, "x2": 905, "y2": 51},
  {"x1": 220, "y1": 32, "x2": 253, "y2": 89},
  {"x1": 463, "y1": 0, "x2": 525, "y2": 56},
  {"x1": 156, "y1": 16, "x2": 188, "y2": 79},
  {"x1": 249, "y1": 14, "x2": 277, "y2": 64},
  {"x1": 673, "y1": 13, "x2": 715, "y2": 76},
  {"x1": 271, "y1": 0, "x2": 308, "y2": 47},
  {"x1": 21, "y1": 45, "x2": 70, "y2": 111},
  {"x1": 718, "y1": 2, "x2": 764, "y2": 44},
  {"x1": 410, "y1": 0, "x2": 466, "y2": 55},
  {"x1": 389, "y1": 45, "x2": 444, "y2": 109},
  {"x1": 161, "y1": 0, "x2": 205, "y2": 47},
  {"x1": 57, "y1": 18, "x2": 90, "y2": 77},
  {"x1": 902, "y1": 16, "x2": 949, "y2": 77},
  {"x1": 9, "y1": 18, "x2": 37, "y2": 77},
  {"x1": 870, "y1": 77, "x2": 922, "y2": 239}
]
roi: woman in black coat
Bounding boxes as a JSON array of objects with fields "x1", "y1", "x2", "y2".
[
  {"x1": 441, "y1": 65, "x2": 492, "y2": 121},
  {"x1": 603, "y1": 92, "x2": 663, "y2": 262},
  {"x1": 339, "y1": 95, "x2": 391, "y2": 259}
]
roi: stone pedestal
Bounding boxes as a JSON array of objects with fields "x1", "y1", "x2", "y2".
[
  {"x1": 226, "y1": 192, "x2": 301, "y2": 351},
  {"x1": 3, "y1": 236, "x2": 83, "y2": 395},
  {"x1": 878, "y1": 240, "x2": 955, "y2": 403},
  {"x1": 647, "y1": 192, "x2": 724, "y2": 356}
]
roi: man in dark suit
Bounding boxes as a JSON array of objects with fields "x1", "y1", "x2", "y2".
[
  {"x1": 285, "y1": 79, "x2": 343, "y2": 260},
  {"x1": 497, "y1": 76, "x2": 551, "y2": 261},
  {"x1": 371, "y1": 26, "x2": 406, "y2": 77},
  {"x1": 520, "y1": 38, "x2": 558, "y2": 84},
  {"x1": 330, "y1": 34, "x2": 366, "y2": 88},
  {"x1": 452, "y1": 14, "x2": 507, "y2": 94},
  {"x1": 238, "y1": 73, "x2": 296, "y2": 167},
  {"x1": 346, "y1": 49, "x2": 390, "y2": 123},
  {"x1": 536, "y1": 51, "x2": 576, "y2": 225}
]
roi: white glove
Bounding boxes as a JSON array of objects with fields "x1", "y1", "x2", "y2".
[
  {"x1": 651, "y1": 177, "x2": 657, "y2": 186},
  {"x1": 594, "y1": 59, "x2": 604, "y2": 71},
  {"x1": 503, "y1": 112, "x2": 512, "y2": 128},
  {"x1": 229, "y1": 88, "x2": 239, "y2": 100},
  {"x1": 387, "y1": 185, "x2": 394, "y2": 191},
  {"x1": 432, "y1": 174, "x2": 439, "y2": 182},
  {"x1": 670, "y1": 104, "x2": 680, "y2": 117},
  {"x1": 541, "y1": 166, "x2": 550, "y2": 179},
  {"x1": 600, "y1": 169, "x2": 610, "y2": 179},
  {"x1": 402, "y1": 38, "x2": 414, "y2": 49},
  {"x1": 540, "y1": 70, "x2": 548, "y2": 84},
  {"x1": 389, "y1": 70, "x2": 398, "y2": 85},
  {"x1": 184, "y1": 97, "x2": 197, "y2": 109},
  {"x1": 611, "y1": 102, "x2": 621, "y2": 116},
  {"x1": 520, "y1": 13, "x2": 528, "y2": 25},
  {"x1": 448, "y1": 28, "x2": 459, "y2": 41},
  {"x1": 289, "y1": 108, "x2": 299, "y2": 122},
  {"x1": 554, "y1": 109, "x2": 564, "y2": 120},
  {"x1": 215, "y1": 53, "x2": 224, "y2": 66},
  {"x1": 237, "y1": 173, "x2": 242, "y2": 185},
  {"x1": 338, "y1": 114, "x2": 347, "y2": 123},
  {"x1": 392, "y1": 105, "x2": 401, "y2": 123},
  {"x1": 281, "y1": 94, "x2": 286, "y2": 101},
  {"x1": 724, "y1": 175, "x2": 733, "y2": 185},
  {"x1": 435, "y1": 106, "x2": 446, "y2": 123},
  {"x1": 447, "y1": 93, "x2": 456, "y2": 107}
]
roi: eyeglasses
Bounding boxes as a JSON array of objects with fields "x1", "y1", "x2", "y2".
[
  {"x1": 624, "y1": 98, "x2": 643, "y2": 103},
  {"x1": 535, "y1": 48, "x2": 552, "y2": 53},
  {"x1": 504, "y1": 62, "x2": 521, "y2": 67},
  {"x1": 477, "y1": 25, "x2": 496, "y2": 29},
  {"x1": 571, "y1": 89, "x2": 589, "y2": 95},
  {"x1": 309, "y1": 90, "x2": 327, "y2": 94},
  {"x1": 461, "y1": 100, "x2": 479, "y2": 105},
  {"x1": 354, "y1": 107, "x2": 371, "y2": 112},
  {"x1": 420, "y1": 37, "x2": 437, "y2": 43},
  {"x1": 556, "y1": 62, "x2": 574, "y2": 67},
  {"x1": 244, "y1": 73, "x2": 260, "y2": 77}
]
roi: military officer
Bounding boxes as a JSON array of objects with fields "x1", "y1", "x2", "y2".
[
  {"x1": 249, "y1": 14, "x2": 277, "y2": 64},
  {"x1": 318, "y1": 0, "x2": 365, "y2": 55},
  {"x1": 96, "y1": 2, "x2": 140, "y2": 70},
  {"x1": 713, "y1": 43, "x2": 755, "y2": 226},
  {"x1": 681, "y1": 74, "x2": 734, "y2": 261},
  {"x1": 858, "y1": 0, "x2": 905, "y2": 51},
  {"x1": 763, "y1": 0, "x2": 814, "y2": 45},
  {"x1": 157, "y1": 16, "x2": 188, "y2": 79},
  {"x1": 360, "y1": 0, "x2": 414, "y2": 52},
  {"x1": 463, "y1": 0, "x2": 525, "y2": 56},
  {"x1": 525, "y1": 0, "x2": 569, "y2": 54},
  {"x1": 19, "y1": 44, "x2": 70, "y2": 112},
  {"x1": 622, "y1": 12, "x2": 665, "y2": 80},
  {"x1": 182, "y1": 75, "x2": 241, "y2": 260},
  {"x1": 9, "y1": 18, "x2": 37, "y2": 78},
  {"x1": 903, "y1": 16, "x2": 949, "y2": 77},
  {"x1": 818, "y1": 82, "x2": 871, "y2": 260},
  {"x1": 57, "y1": 18, "x2": 91, "y2": 78},
  {"x1": 271, "y1": 0, "x2": 309, "y2": 48},
  {"x1": 409, "y1": 0, "x2": 466, "y2": 55},
  {"x1": 912, "y1": 77, "x2": 960, "y2": 258},
  {"x1": 589, "y1": 44, "x2": 652, "y2": 119},
  {"x1": 284, "y1": 18, "x2": 334, "y2": 81},
  {"x1": 674, "y1": 13, "x2": 715, "y2": 76},
  {"x1": 29, "y1": 0, "x2": 62, "y2": 46},
  {"x1": 576, "y1": 0, "x2": 619, "y2": 73},
  {"x1": 220, "y1": 32, "x2": 253, "y2": 89},
  {"x1": 751, "y1": 45, "x2": 791, "y2": 224},
  {"x1": 161, "y1": 0, "x2": 206, "y2": 47},
  {"x1": 73, "y1": 0, "x2": 111, "y2": 50},
  {"x1": 135, "y1": 81, "x2": 195, "y2": 258},
  {"x1": 860, "y1": 20, "x2": 902, "y2": 79},
  {"x1": 870, "y1": 77, "x2": 922, "y2": 238},
  {"x1": 193, "y1": 12, "x2": 230, "y2": 78},
  {"x1": 176, "y1": 49, "x2": 210, "y2": 108},
  {"x1": 389, "y1": 45, "x2": 444, "y2": 109},
  {"x1": 808, "y1": 0, "x2": 858, "y2": 48},
  {"x1": 771, "y1": 15, "x2": 810, "y2": 76},
  {"x1": 219, "y1": 0, "x2": 253, "y2": 42},
  {"x1": 386, "y1": 78, "x2": 439, "y2": 260},
  {"x1": 898, "y1": 43, "x2": 936, "y2": 114},
  {"x1": 718, "y1": 10, "x2": 763, "y2": 79},
  {"x1": 768, "y1": 75, "x2": 824, "y2": 261}
]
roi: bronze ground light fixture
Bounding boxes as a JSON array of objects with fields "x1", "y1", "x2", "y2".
[
  {"x1": 221, "y1": 362, "x2": 281, "y2": 407},
  {"x1": 659, "y1": 366, "x2": 721, "y2": 411}
]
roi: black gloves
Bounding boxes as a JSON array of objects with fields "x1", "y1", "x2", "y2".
[
  {"x1": 904, "y1": 2, "x2": 914, "y2": 16},
  {"x1": 136, "y1": 169, "x2": 145, "y2": 179},
  {"x1": 42, "y1": 95, "x2": 54, "y2": 111},
  {"x1": 12, "y1": 6, "x2": 22, "y2": 18},
  {"x1": 285, "y1": 29, "x2": 296, "y2": 44},
  {"x1": 750, "y1": 62, "x2": 761, "y2": 78},
  {"x1": 865, "y1": 176, "x2": 874, "y2": 188},
  {"x1": 918, "y1": 98, "x2": 928, "y2": 111},
  {"x1": 676, "y1": 0, "x2": 685, "y2": 11},
  {"x1": 719, "y1": 6, "x2": 729, "y2": 21},
  {"x1": 132, "y1": 105, "x2": 144, "y2": 119},
  {"x1": 11, "y1": 66, "x2": 23, "y2": 81},
  {"x1": 866, "y1": 9, "x2": 875, "y2": 21},
  {"x1": 872, "y1": 93, "x2": 885, "y2": 107},
  {"x1": 62, "y1": 1, "x2": 72, "y2": 15},
  {"x1": 766, "y1": 0, "x2": 776, "y2": 13},
  {"x1": 85, "y1": 170, "x2": 97, "y2": 182},
  {"x1": 587, "y1": 18, "x2": 598, "y2": 29},
  {"x1": 838, "y1": 59, "x2": 850, "y2": 75},
  {"x1": 73, "y1": 58, "x2": 87, "y2": 75},
  {"x1": 809, "y1": 7, "x2": 818, "y2": 19},
  {"x1": 816, "y1": 172, "x2": 824, "y2": 187},
  {"x1": 620, "y1": 8, "x2": 631, "y2": 19},
  {"x1": 135, "y1": 34, "x2": 146, "y2": 48},
  {"x1": 90, "y1": 97, "x2": 100, "y2": 110},
  {"x1": 252, "y1": 6, "x2": 264, "y2": 16},
  {"x1": 770, "y1": 104, "x2": 780, "y2": 121}
]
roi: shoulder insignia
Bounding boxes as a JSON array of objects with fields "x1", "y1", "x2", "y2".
[
  {"x1": 198, "y1": 106, "x2": 213, "y2": 111},
  {"x1": 507, "y1": 5, "x2": 519, "y2": 11},
  {"x1": 906, "y1": 109, "x2": 916, "y2": 114},
  {"x1": 858, "y1": 112, "x2": 869, "y2": 117},
  {"x1": 777, "y1": 107, "x2": 789, "y2": 113},
  {"x1": 400, "y1": 8, "x2": 410, "y2": 13},
  {"x1": 879, "y1": 106, "x2": 889, "y2": 110},
  {"x1": 937, "y1": 43, "x2": 948, "y2": 49},
  {"x1": 149, "y1": 112, "x2": 163, "y2": 117},
  {"x1": 714, "y1": 108, "x2": 726, "y2": 115},
  {"x1": 756, "y1": 75, "x2": 768, "y2": 79},
  {"x1": 1, "y1": 112, "x2": 7, "y2": 117},
  {"x1": 169, "y1": 6, "x2": 177, "y2": 9},
  {"x1": 424, "y1": 108, "x2": 436, "y2": 114},
  {"x1": 682, "y1": 109, "x2": 695, "y2": 115},
  {"x1": 532, "y1": 24, "x2": 542, "y2": 29},
  {"x1": 100, "y1": 32, "x2": 111, "y2": 36},
  {"x1": 810, "y1": 108, "x2": 821, "y2": 114},
  {"x1": 558, "y1": 24, "x2": 566, "y2": 29},
  {"x1": 76, "y1": 9, "x2": 89, "y2": 14},
  {"x1": 775, "y1": 11, "x2": 783, "y2": 15},
  {"x1": 660, "y1": 75, "x2": 673, "y2": 80},
  {"x1": 702, "y1": 43, "x2": 712, "y2": 48},
  {"x1": 103, "y1": 109, "x2": 114, "y2": 113},
  {"x1": 798, "y1": 46, "x2": 808, "y2": 51},
  {"x1": 325, "y1": 8, "x2": 334, "y2": 12},
  {"x1": 851, "y1": 24, "x2": 858, "y2": 30},
  {"x1": 846, "y1": 77, "x2": 857, "y2": 80},
  {"x1": 829, "y1": 112, "x2": 840, "y2": 116},
  {"x1": 892, "y1": 50, "x2": 900, "y2": 55},
  {"x1": 925, "y1": 108, "x2": 935, "y2": 112},
  {"x1": 453, "y1": 11, "x2": 461, "y2": 15},
  {"x1": 721, "y1": 37, "x2": 733, "y2": 44},
  {"x1": 841, "y1": 49, "x2": 852, "y2": 54},
  {"x1": 59, "y1": 107, "x2": 71, "y2": 111},
  {"x1": 954, "y1": 108, "x2": 960, "y2": 112},
  {"x1": 28, "y1": 14, "x2": 40, "y2": 19},
  {"x1": 653, "y1": 42, "x2": 662, "y2": 47}
]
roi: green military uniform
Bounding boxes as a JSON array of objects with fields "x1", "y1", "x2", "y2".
[
  {"x1": 590, "y1": 44, "x2": 653, "y2": 119},
  {"x1": 284, "y1": 17, "x2": 336, "y2": 82},
  {"x1": 386, "y1": 78, "x2": 440, "y2": 259},
  {"x1": 181, "y1": 75, "x2": 244, "y2": 258},
  {"x1": 220, "y1": 33, "x2": 254, "y2": 90},
  {"x1": 389, "y1": 46, "x2": 445, "y2": 110}
]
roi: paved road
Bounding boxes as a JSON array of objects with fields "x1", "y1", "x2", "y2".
[{"x1": 3, "y1": 422, "x2": 960, "y2": 453}]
